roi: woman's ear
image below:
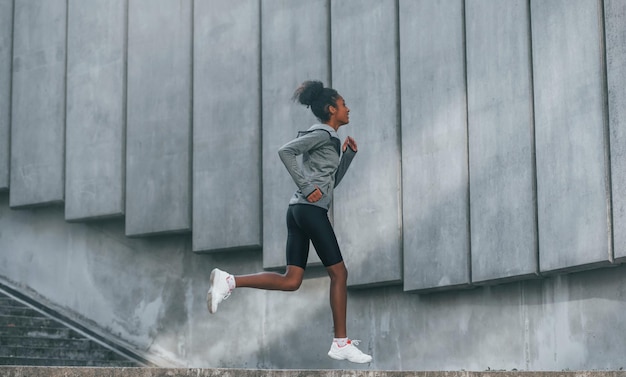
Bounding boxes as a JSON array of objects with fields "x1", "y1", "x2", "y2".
[{"x1": 327, "y1": 104, "x2": 337, "y2": 116}]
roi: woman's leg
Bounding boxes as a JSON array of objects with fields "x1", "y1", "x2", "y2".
[
  {"x1": 234, "y1": 265, "x2": 305, "y2": 291},
  {"x1": 207, "y1": 265, "x2": 305, "y2": 313},
  {"x1": 325, "y1": 261, "x2": 372, "y2": 363},
  {"x1": 208, "y1": 206, "x2": 309, "y2": 313},
  {"x1": 233, "y1": 205, "x2": 308, "y2": 291},
  {"x1": 289, "y1": 205, "x2": 349, "y2": 338},
  {"x1": 326, "y1": 261, "x2": 348, "y2": 338}
]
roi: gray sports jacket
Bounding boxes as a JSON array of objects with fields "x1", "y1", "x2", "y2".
[{"x1": 278, "y1": 123, "x2": 357, "y2": 210}]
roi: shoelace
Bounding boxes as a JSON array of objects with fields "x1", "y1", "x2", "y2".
[
  {"x1": 222, "y1": 277, "x2": 234, "y2": 300},
  {"x1": 336, "y1": 339, "x2": 362, "y2": 348},
  {"x1": 220, "y1": 286, "x2": 232, "y2": 301}
]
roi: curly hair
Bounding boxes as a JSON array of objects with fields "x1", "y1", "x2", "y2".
[{"x1": 292, "y1": 80, "x2": 339, "y2": 123}]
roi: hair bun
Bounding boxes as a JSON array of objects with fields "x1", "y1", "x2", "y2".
[{"x1": 293, "y1": 80, "x2": 324, "y2": 106}]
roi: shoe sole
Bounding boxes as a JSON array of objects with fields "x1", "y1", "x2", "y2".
[
  {"x1": 327, "y1": 352, "x2": 344, "y2": 361},
  {"x1": 207, "y1": 269, "x2": 217, "y2": 314},
  {"x1": 328, "y1": 351, "x2": 372, "y2": 364}
]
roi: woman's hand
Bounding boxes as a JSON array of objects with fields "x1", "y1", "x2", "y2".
[
  {"x1": 306, "y1": 186, "x2": 323, "y2": 203},
  {"x1": 342, "y1": 136, "x2": 358, "y2": 152}
]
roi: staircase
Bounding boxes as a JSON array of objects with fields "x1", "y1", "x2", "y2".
[{"x1": 0, "y1": 289, "x2": 145, "y2": 367}]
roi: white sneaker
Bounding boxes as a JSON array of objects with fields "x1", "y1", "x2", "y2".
[
  {"x1": 207, "y1": 268, "x2": 233, "y2": 314},
  {"x1": 327, "y1": 339, "x2": 372, "y2": 363}
]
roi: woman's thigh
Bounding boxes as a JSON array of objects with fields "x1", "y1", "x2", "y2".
[{"x1": 290, "y1": 204, "x2": 343, "y2": 267}]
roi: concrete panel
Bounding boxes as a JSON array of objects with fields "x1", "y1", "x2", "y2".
[
  {"x1": 10, "y1": 0, "x2": 66, "y2": 207},
  {"x1": 531, "y1": 0, "x2": 611, "y2": 272},
  {"x1": 332, "y1": 0, "x2": 402, "y2": 287},
  {"x1": 606, "y1": 0, "x2": 626, "y2": 261},
  {"x1": 400, "y1": 0, "x2": 470, "y2": 292},
  {"x1": 193, "y1": 0, "x2": 261, "y2": 252},
  {"x1": 261, "y1": 0, "x2": 329, "y2": 269},
  {"x1": 0, "y1": 0, "x2": 12, "y2": 191},
  {"x1": 126, "y1": 0, "x2": 192, "y2": 236},
  {"x1": 466, "y1": 0, "x2": 538, "y2": 284},
  {"x1": 65, "y1": 0, "x2": 126, "y2": 221}
]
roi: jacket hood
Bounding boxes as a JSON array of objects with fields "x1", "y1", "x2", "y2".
[{"x1": 307, "y1": 124, "x2": 341, "y2": 141}]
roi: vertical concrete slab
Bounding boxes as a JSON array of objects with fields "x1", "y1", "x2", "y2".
[
  {"x1": 261, "y1": 0, "x2": 329, "y2": 269},
  {"x1": 126, "y1": 0, "x2": 192, "y2": 236},
  {"x1": 0, "y1": 0, "x2": 12, "y2": 191},
  {"x1": 10, "y1": 0, "x2": 66, "y2": 207},
  {"x1": 400, "y1": 0, "x2": 470, "y2": 292},
  {"x1": 65, "y1": 0, "x2": 126, "y2": 221},
  {"x1": 531, "y1": 0, "x2": 611, "y2": 272},
  {"x1": 193, "y1": 0, "x2": 261, "y2": 252},
  {"x1": 332, "y1": 0, "x2": 402, "y2": 287},
  {"x1": 606, "y1": 0, "x2": 626, "y2": 261},
  {"x1": 466, "y1": 0, "x2": 538, "y2": 284}
]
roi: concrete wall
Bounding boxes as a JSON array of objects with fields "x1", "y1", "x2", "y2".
[
  {"x1": 5, "y1": 195, "x2": 626, "y2": 370},
  {"x1": 2, "y1": 0, "x2": 626, "y2": 371},
  {"x1": 10, "y1": 0, "x2": 66, "y2": 207},
  {"x1": 125, "y1": 0, "x2": 192, "y2": 236},
  {"x1": 400, "y1": 0, "x2": 470, "y2": 292},
  {"x1": 65, "y1": 0, "x2": 126, "y2": 221},
  {"x1": 0, "y1": 0, "x2": 11, "y2": 191},
  {"x1": 531, "y1": 0, "x2": 611, "y2": 273},
  {"x1": 466, "y1": 0, "x2": 538, "y2": 284},
  {"x1": 607, "y1": 0, "x2": 626, "y2": 261},
  {"x1": 193, "y1": 0, "x2": 261, "y2": 252}
]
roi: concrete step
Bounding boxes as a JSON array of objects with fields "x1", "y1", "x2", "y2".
[
  {"x1": 0, "y1": 314, "x2": 67, "y2": 329},
  {"x1": 0, "y1": 298, "x2": 46, "y2": 315},
  {"x1": 0, "y1": 325, "x2": 75, "y2": 338},
  {"x1": 1, "y1": 368, "x2": 626, "y2": 377},
  {"x1": 0, "y1": 336, "x2": 91, "y2": 349},
  {"x1": 0, "y1": 358, "x2": 138, "y2": 367},
  {"x1": 0, "y1": 305, "x2": 48, "y2": 317},
  {"x1": 0, "y1": 344, "x2": 126, "y2": 360},
  {"x1": 0, "y1": 297, "x2": 19, "y2": 306}
]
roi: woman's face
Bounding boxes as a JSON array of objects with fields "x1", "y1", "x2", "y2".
[{"x1": 332, "y1": 96, "x2": 350, "y2": 126}]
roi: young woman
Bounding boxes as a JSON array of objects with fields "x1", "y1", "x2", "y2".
[{"x1": 207, "y1": 80, "x2": 372, "y2": 364}]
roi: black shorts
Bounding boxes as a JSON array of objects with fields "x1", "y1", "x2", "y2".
[{"x1": 285, "y1": 204, "x2": 344, "y2": 269}]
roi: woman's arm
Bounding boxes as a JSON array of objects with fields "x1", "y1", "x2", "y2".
[
  {"x1": 334, "y1": 136, "x2": 358, "y2": 187},
  {"x1": 278, "y1": 131, "x2": 329, "y2": 197}
]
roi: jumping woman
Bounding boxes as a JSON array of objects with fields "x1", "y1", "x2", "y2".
[{"x1": 207, "y1": 80, "x2": 372, "y2": 364}]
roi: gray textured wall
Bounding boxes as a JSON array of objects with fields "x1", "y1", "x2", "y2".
[
  {"x1": 10, "y1": 0, "x2": 66, "y2": 207},
  {"x1": 65, "y1": 0, "x2": 126, "y2": 221},
  {"x1": 2, "y1": 0, "x2": 626, "y2": 371},
  {"x1": 193, "y1": 0, "x2": 261, "y2": 252},
  {"x1": 125, "y1": 0, "x2": 192, "y2": 236},
  {"x1": 532, "y1": 0, "x2": 611, "y2": 273},
  {"x1": 0, "y1": 0, "x2": 11, "y2": 191},
  {"x1": 607, "y1": 0, "x2": 626, "y2": 261},
  {"x1": 466, "y1": 0, "x2": 537, "y2": 284},
  {"x1": 401, "y1": 0, "x2": 470, "y2": 292}
]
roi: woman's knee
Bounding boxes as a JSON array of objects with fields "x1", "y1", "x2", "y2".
[
  {"x1": 283, "y1": 266, "x2": 304, "y2": 291},
  {"x1": 327, "y1": 262, "x2": 348, "y2": 283},
  {"x1": 283, "y1": 277, "x2": 302, "y2": 291}
]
